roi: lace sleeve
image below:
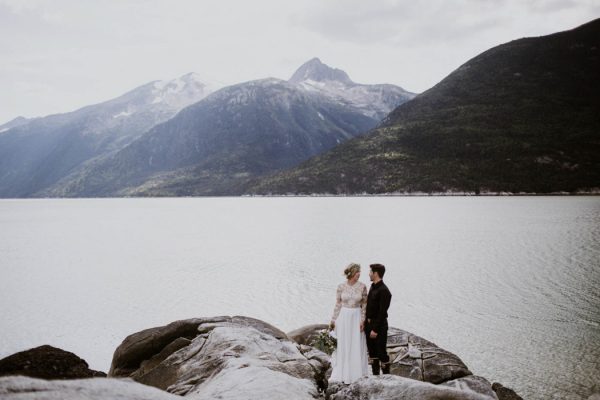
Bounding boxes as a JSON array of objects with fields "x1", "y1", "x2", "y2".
[
  {"x1": 331, "y1": 284, "x2": 343, "y2": 322},
  {"x1": 361, "y1": 284, "x2": 367, "y2": 321}
]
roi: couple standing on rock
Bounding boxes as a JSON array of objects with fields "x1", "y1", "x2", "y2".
[{"x1": 329, "y1": 263, "x2": 392, "y2": 384}]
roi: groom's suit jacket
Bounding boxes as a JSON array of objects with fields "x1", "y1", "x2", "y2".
[{"x1": 366, "y1": 280, "x2": 392, "y2": 334}]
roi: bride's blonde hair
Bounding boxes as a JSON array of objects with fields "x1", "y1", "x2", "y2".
[{"x1": 343, "y1": 263, "x2": 361, "y2": 280}]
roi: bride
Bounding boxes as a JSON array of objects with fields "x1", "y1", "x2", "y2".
[{"x1": 329, "y1": 263, "x2": 369, "y2": 384}]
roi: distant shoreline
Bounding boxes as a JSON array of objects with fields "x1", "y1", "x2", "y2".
[
  {"x1": 243, "y1": 191, "x2": 600, "y2": 197},
  {"x1": 0, "y1": 191, "x2": 599, "y2": 200}
]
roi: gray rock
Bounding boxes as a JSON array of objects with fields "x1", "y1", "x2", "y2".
[
  {"x1": 288, "y1": 325, "x2": 472, "y2": 385},
  {"x1": 297, "y1": 344, "x2": 332, "y2": 393},
  {"x1": 110, "y1": 316, "x2": 323, "y2": 400},
  {"x1": 327, "y1": 375, "x2": 498, "y2": 400},
  {"x1": 0, "y1": 345, "x2": 106, "y2": 379},
  {"x1": 289, "y1": 324, "x2": 505, "y2": 398},
  {"x1": 386, "y1": 327, "x2": 471, "y2": 383},
  {"x1": 287, "y1": 324, "x2": 329, "y2": 346},
  {"x1": 0, "y1": 319, "x2": 520, "y2": 400},
  {"x1": 492, "y1": 382, "x2": 524, "y2": 400},
  {"x1": 0, "y1": 375, "x2": 180, "y2": 400},
  {"x1": 109, "y1": 316, "x2": 287, "y2": 377},
  {"x1": 109, "y1": 317, "x2": 211, "y2": 377},
  {"x1": 441, "y1": 375, "x2": 498, "y2": 398}
]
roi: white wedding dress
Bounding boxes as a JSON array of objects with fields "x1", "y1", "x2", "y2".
[{"x1": 329, "y1": 281, "x2": 369, "y2": 384}]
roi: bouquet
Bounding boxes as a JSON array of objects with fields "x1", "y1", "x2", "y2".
[{"x1": 310, "y1": 328, "x2": 337, "y2": 355}]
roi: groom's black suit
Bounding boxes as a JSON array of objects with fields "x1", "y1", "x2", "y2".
[{"x1": 365, "y1": 280, "x2": 392, "y2": 375}]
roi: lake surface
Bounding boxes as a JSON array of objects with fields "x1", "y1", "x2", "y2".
[{"x1": 0, "y1": 197, "x2": 598, "y2": 399}]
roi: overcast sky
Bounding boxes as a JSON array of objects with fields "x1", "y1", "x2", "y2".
[{"x1": 1, "y1": 0, "x2": 598, "y2": 123}]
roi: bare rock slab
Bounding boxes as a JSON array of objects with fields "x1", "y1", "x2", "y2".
[
  {"x1": 287, "y1": 325, "x2": 471, "y2": 385},
  {"x1": 327, "y1": 375, "x2": 498, "y2": 400},
  {"x1": 386, "y1": 327, "x2": 471, "y2": 384},
  {"x1": 110, "y1": 316, "x2": 324, "y2": 400},
  {"x1": 0, "y1": 375, "x2": 180, "y2": 400}
]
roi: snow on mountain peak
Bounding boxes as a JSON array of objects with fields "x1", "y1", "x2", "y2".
[
  {"x1": 149, "y1": 72, "x2": 222, "y2": 109},
  {"x1": 288, "y1": 59, "x2": 417, "y2": 120},
  {"x1": 105, "y1": 73, "x2": 223, "y2": 120}
]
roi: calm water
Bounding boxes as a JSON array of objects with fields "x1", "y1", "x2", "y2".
[{"x1": 0, "y1": 197, "x2": 598, "y2": 399}]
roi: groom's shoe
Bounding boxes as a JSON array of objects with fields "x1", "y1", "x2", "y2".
[
  {"x1": 381, "y1": 361, "x2": 390, "y2": 374},
  {"x1": 370, "y1": 359, "x2": 381, "y2": 375}
]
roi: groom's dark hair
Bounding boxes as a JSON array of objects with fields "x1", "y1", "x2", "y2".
[{"x1": 370, "y1": 263, "x2": 386, "y2": 278}]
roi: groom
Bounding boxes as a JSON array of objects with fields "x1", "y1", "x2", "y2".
[{"x1": 365, "y1": 263, "x2": 392, "y2": 375}]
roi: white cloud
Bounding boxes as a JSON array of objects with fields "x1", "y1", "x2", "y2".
[{"x1": 293, "y1": 0, "x2": 599, "y2": 45}]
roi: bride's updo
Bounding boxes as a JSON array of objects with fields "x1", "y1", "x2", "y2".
[{"x1": 343, "y1": 263, "x2": 361, "y2": 279}]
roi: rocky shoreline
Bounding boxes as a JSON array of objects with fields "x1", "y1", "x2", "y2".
[
  {"x1": 243, "y1": 191, "x2": 600, "y2": 197},
  {"x1": 0, "y1": 316, "x2": 523, "y2": 399}
]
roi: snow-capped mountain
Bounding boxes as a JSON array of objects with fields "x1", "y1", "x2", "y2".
[
  {"x1": 289, "y1": 58, "x2": 353, "y2": 85},
  {"x1": 1, "y1": 59, "x2": 418, "y2": 198},
  {"x1": 290, "y1": 58, "x2": 416, "y2": 120},
  {"x1": 106, "y1": 72, "x2": 220, "y2": 125},
  {"x1": 149, "y1": 72, "x2": 221, "y2": 111},
  {"x1": 0, "y1": 73, "x2": 220, "y2": 197},
  {"x1": 71, "y1": 72, "x2": 220, "y2": 139},
  {"x1": 43, "y1": 77, "x2": 378, "y2": 197}
]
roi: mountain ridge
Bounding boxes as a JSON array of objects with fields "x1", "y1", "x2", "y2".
[
  {"x1": 1, "y1": 59, "x2": 413, "y2": 198},
  {"x1": 42, "y1": 77, "x2": 383, "y2": 197},
  {"x1": 0, "y1": 73, "x2": 219, "y2": 197},
  {"x1": 250, "y1": 19, "x2": 600, "y2": 195},
  {"x1": 289, "y1": 57, "x2": 353, "y2": 84}
]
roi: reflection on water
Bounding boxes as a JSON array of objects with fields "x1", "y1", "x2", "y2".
[{"x1": 0, "y1": 197, "x2": 598, "y2": 399}]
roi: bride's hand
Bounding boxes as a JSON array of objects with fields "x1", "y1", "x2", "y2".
[
  {"x1": 360, "y1": 321, "x2": 365, "y2": 331},
  {"x1": 329, "y1": 321, "x2": 335, "y2": 330}
]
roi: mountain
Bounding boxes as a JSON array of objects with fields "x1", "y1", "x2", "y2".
[
  {"x1": 0, "y1": 116, "x2": 33, "y2": 133},
  {"x1": 290, "y1": 58, "x2": 416, "y2": 120},
  {"x1": 0, "y1": 73, "x2": 219, "y2": 197},
  {"x1": 289, "y1": 57, "x2": 354, "y2": 84},
  {"x1": 44, "y1": 78, "x2": 378, "y2": 196},
  {"x1": 251, "y1": 19, "x2": 600, "y2": 195},
  {"x1": 39, "y1": 60, "x2": 415, "y2": 197}
]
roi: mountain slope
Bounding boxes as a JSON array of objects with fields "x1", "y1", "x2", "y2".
[
  {"x1": 251, "y1": 19, "x2": 600, "y2": 195},
  {"x1": 43, "y1": 59, "x2": 416, "y2": 197},
  {"x1": 46, "y1": 78, "x2": 378, "y2": 196},
  {"x1": 0, "y1": 116, "x2": 33, "y2": 133},
  {"x1": 0, "y1": 73, "x2": 218, "y2": 197}
]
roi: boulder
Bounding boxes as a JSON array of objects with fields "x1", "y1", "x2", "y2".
[
  {"x1": 0, "y1": 375, "x2": 180, "y2": 400},
  {"x1": 327, "y1": 375, "x2": 498, "y2": 400},
  {"x1": 0, "y1": 319, "x2": 522, "y2": 400},
  {"x1": 110, "y1": 316, "x2": 324, "y2": 399},
  {"x1": 298, "y1": 344, "x2": 332, "y2": 393},
  {"x1": 441, "y1": 375, "x2": 498, "y2": 398},
  {"x1": 109, "y1": 316, "x2": 288, "y2": 377},
  {"x1": 386, "y1": 327, "x2": 472, "y2": 384},
  {"x1": 0, "y1": 345, "x2": 106, "y2": 380},
  {"x1": 492, "y1": 382, "x2": 524, "y2": 400},
  {"x1": 288, "y1": 324, "x2": 508, "y2": 398},
  {"x1": 287, "y1": 324, "x2": 329, "y2": 345},
  {"x1": 287, "y1": 325, "x2": 472, "y2": 385}
]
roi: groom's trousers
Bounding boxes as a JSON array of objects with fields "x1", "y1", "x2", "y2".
[{"x1": 365, "y1": 322, "x2": 390, "y2": 375}]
